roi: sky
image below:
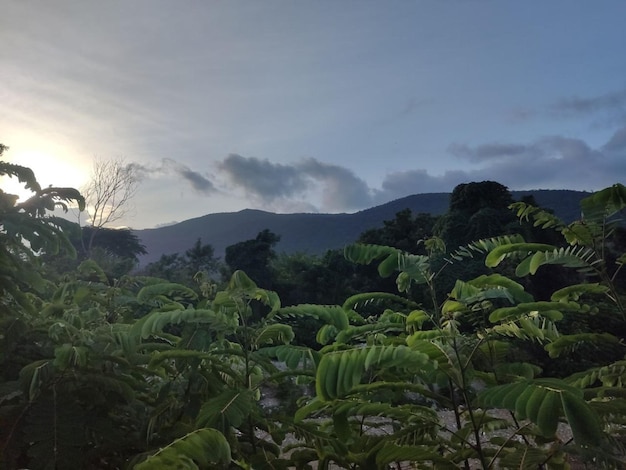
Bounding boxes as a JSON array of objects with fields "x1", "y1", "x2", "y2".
[{"x1": 2, "y1": 1, "x2": 626, "y2": 229}]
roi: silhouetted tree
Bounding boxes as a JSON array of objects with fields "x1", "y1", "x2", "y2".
[
  {"x1": 80, "y1": 157, "x2": 140, "y2": 253},
  {"x1": 435, "y1": 181, "x2": 516, "y2": 248},
  {"x1": 142, "y1": 238, "x2": 220, "y2": 286},
  {"x1": 359, "y1": 209, "x2": 438, "y2": 254},
  {"x1": 224, "y1": 229, "x2": 281, "y2": 288}
]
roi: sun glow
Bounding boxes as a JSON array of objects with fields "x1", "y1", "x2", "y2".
[{"x1": 1, "y1": 138, "x2": 90, "y2": 207}]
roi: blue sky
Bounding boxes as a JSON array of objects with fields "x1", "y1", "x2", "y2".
[{"x1": 2, "y1": 1, "x2": 626, "y2": 228}]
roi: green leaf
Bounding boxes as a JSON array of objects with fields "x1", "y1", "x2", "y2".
[
  {"x1": 342, "y1": 291, "x2": 417, "y2": 312},
  {"x1": 581, "y1": 183, "x2": 626, "y2": 221},
  {"x1": 277, "y1": 304, "x2": 350, "y2": 331},
  {"x1": 131, "y1": 308, "x2": 227, "y2": 340},
  {"x1": 344, "y1": 243, "x2": 399, "y2": 277},
  {"x1": 261, "y1": 344, "x2": 319, "y2": 370},
  {"x1": 494, "y1": 362, "x2": 542, "y2": 382},
  {"x1": 489, "y1": 301, "x2": 580, "y2": 323},
  {"x1": 486, "y1": 243, "x2": 556, "y2": 268},
  {"x1": 137, "y1": 282, "x2": 198, "y2": 305},
  {"x1": 255, "y1": 323, "x2": 294, "y2": 347},
  {"x1": 478, "y1": 378, "x2": 602, "y2": 442},
  {"x1": 315, "y1": 345, "x2": 429, "y2": 400},
  {"x1": 545, "y1": 333, "x2": 620, "y2": 358},
  {"x1": 561, "y1": 391, "x2": 604, "y2": 446},
  {"x1": 134, "y1": 428, "x2": 231, "y2": 469},
  {"x1": 196, "y1": 388, "x2": 256, "y2": 430},
  {"x1": 550, "y1": 283, "x2": 610, "y2": 302}
]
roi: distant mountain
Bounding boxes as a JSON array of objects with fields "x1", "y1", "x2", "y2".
[{"x1": 134, "y1": 189, "x2": 590, "y2": 266}]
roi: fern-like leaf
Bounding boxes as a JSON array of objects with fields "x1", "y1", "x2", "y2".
[
  {"x1": 254, "y1": 323, "x2": 294, "y2": 347},
  {"x1": 342, "y1": 292, "x2": 418, "y2": 312},
  {"x1": 344, "y1": 243, "x2": 400, "y2": 277},
  {"x1": 550, "y1": 282, "x2": 610, "y2": 302},
  {"x1": 478, "y1": 378, "x2": 603, "y2": 444},
  {"x1": 447, "y1": 234, "x2": 526, "y2": 262},
  {"x1": 196, "y1": 388, "x2": 256, "y2": 430},
  {"x1": 315, "y1": 345, "x2": 429, "y2": 400},
  {"x1": 510, "y1": 201, "x2": 566, "y2": 230},
  {"x1": 544, "y1": 332, "x2": 620, "y2": 358},
  {"x1": 137, "y1": 282, "x2": 198, "y2": 305},
  {"x1": 133, "y1": 428, "x2": 231, "y2": 469},
  {"x1": 277, "y1": 304, "x2": 350, "y2": 331},
  {"x1": 131, "y1": 308, "x2": 234, "y2": 340},
  {"x1": 486, "y1": 243, "x2": 557, "y2": 269}
]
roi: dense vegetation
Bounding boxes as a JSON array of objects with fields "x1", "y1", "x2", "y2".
[{"x1": 2, "y1": 146, "x2": 626, "y2": 469}]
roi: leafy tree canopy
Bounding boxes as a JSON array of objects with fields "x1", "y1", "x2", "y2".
[
  {"x1": 225, "y1": 229, "x2": 280, "y2": 288},
  {"x1": 142, "y1": 237, "x2": 221, "y2": 287},
  {"x1": 358, "y1": 209, "x2": 438, "y2": 254},
  {"x1": 435, "y1": 180, "x2": 518, "y2": 247}
]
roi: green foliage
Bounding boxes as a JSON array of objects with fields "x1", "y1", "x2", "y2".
[
  {"x1": 4, "y1": 167, "x2": 626, "y2": 469},
  {"x1": 225, "y1": 229, "x2": 280, "y2": 288},
  {"x1": 358, "y1": 208, "x2": 439, "y2": 254},
  {"x1": 0, "y1": 146, "x2": 85, "y2": 317},
  {"x1": 435, "y1": 181, "x2": 517, "y2": 247},
  {"x1": 141, "y1": 238, "x2": 221, "y2": 288},
  {"x1": 314, "y1": 345, "x2": 430, "y2": 400},
  {"x1": 291, "y1": 182, "x2": 626, "y2": 469},
  {"x1": 133, "y1": 428, "x2": 231, "y2": 469},
  {"x1": 277, "y1": 304, "x2": 350, "y2": 331},
  {"x1": 478, "y1": 378, "x2": 603, "y2": 443}
]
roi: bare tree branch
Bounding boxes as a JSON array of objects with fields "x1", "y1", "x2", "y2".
[{"x1": 80, "y1": 157, "x2": 139, "y2": 252}]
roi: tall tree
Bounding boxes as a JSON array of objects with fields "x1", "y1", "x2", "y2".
[
  {"x1": 142, "y1": 238, "x2": 220, "y2": 287},
  {"x1": 224, "y1": 229, "x2": 280, "y2": 288},
  {"x1": 359, "y1": 209, "x2": 438, "y2": 254},
  {"x1": 435, "y1": 180, "x2": 516, "y2": 247},
  {"x1": 80, "y1": 157, "x2": 139, "y2": 253}
]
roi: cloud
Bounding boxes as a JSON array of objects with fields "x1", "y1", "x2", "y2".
[
  {"x1": 218, "y1": 154, "x2": 309, "y2": 201},
  {"x1": 446, "y1": 134, "x2": 623, "y2": 191},
  {"x1": 217, "y1": 129, "x2": 626, "y2": 214},
  {"x1": 131, "y1": 159, "x2": 216, "y2": 194},
  {"x1": 550, "y1": 89, "x2": 626, "y2": 118},
  {"x1": 507, "y1": 107, "x2": 537, "y2": 122},
  {"x1": 507, "y1": 89, "x2": 626, "y2": 126},
  {"x1": 448, "y1": 143, "x2": 529, "y2": 162},
  {"x1": 298, "y1": 158, "x2": 374, "y2": 211},
  {"x1": 172, "y1": 162, "x2": 215, "y2": 193},
  {"x1": 603, "y1": 125, "x2": 626, "y2": 152},
  {"x1": 217, "y1": 154, "x2": 374, "y2": 212},
  {"x1": 378, "y1": 169, "x2": 469, "y2": 201}
]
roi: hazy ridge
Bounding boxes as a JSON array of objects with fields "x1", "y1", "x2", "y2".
[{"x1": 134, "y1": 189, "x2": 589, "y2": 266}]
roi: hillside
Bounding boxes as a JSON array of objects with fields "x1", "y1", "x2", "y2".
[{"x1": 134, "y1": 189, "x2": 589, "y2": 266}]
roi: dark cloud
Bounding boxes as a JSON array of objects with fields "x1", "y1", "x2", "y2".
[
  {"x1": 507, "y1": 89, "x2": 626, "y2": 126},
  {"x1": 217, "y1": 130, "x2": 626, "y2": 215},
  {"x1": 219, "y1": 154, "x2": 309, "y2": 200},
  {"x1": 298, "y1": 158, "x2": 374, "y2": 211},
  {"x1": 449, "y1": 143, "x2": 529, "y2": 162},
  {"x1": 507, "y1": 107, "x2": 537, "y2": 122},
  {"x1": 377, "y1": 169, "x2": 469, "y2": 202},
  {"x1": 550, "y1": 89, "x2": 626, "y2": 117},
  {"x1": 175, "y1": 166, "x2": 215, "y2": 193},
  {"x1": 603, "y1": 126, "x2": 626, "y2": 152},
  {"x1": 217, "y1": 154, "x2": 373, "y2": 212},
  {"x1": 130, "y1": 159, "x2": 216, "y2": 194},
  {"x1": 446, "y1": 134, "x2": 620, "y2": 191}
]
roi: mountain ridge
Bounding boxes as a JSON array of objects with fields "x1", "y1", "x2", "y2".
[{"x1": 134, "y1": 189, "x2": 590, "y2": 266}]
